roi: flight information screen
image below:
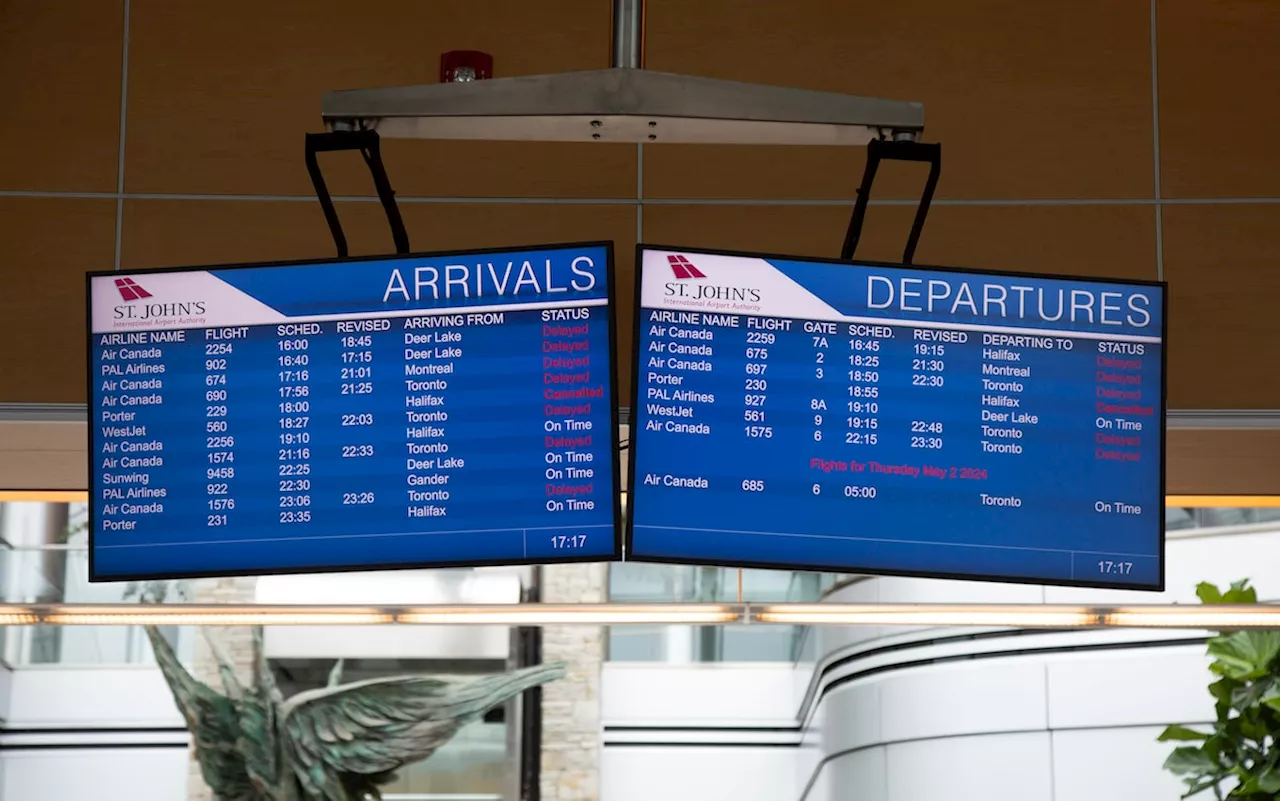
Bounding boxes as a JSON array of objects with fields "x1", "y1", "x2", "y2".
[
  {"x1": 87, "y1": 242, "x2": 621, "y2": 581},
  {"x1": 627, "y1": 246, "x2": 1166, "y2": 590}
]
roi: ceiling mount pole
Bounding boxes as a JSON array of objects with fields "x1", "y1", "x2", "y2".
[{"x1": 612, "y1": 0, "x2": 644, "y2": 69}]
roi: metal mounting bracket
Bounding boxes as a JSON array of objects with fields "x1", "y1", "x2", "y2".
[
  {"x1": 841, "y1": 138, "x2": 942, "y2": 265},
  {"x1": 304, "y1": 130, "x2": 411, "y2": 258}
]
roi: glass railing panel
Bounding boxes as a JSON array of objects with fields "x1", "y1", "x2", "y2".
[
  {"x1": 606, "y1": 562, "x2": 838, "y2": 662},
  {"x1": 608, "y1": 562, "x2": 837, "y2": 604},
  {"x1": 608, "y1": 625, "x2": 671, "y2": 661},
  {"x1": 609, "y1": 622, "x2": 801, "y2": 662},
  {"x1": 0, "y1": 543, "x2": 194, "y2": 666}
]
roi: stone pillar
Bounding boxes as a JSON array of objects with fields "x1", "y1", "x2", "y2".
[
  {"x1": 539, "y1": 562, "x2": 606, "y2": 801},
  {"x1": 186, "y1": 575, "x2": 258, "y2": 801}
]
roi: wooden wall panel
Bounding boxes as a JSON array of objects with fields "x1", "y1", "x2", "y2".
[
  {"x1": 120, "y1": 200, "x2": 635, "y2": 274},
  {"x1": 1157, "y1": 0, "x2": 1280, "y2": 198},
  {"x1": 0, "y1": 0, "x2": 1274, "y2": 424},
  {"x1": 121, "y1": 199, "x2": 364, "y2": 269},
  {"x1": 643, "y1": 205, "x2": 853, "y2": 259},
  {"x1": 643, "y1": 0, "x2": 1153, "y2": 200},
  {"x1": 0, "y1": 422, "x2": 88, "y2": 491},
  {"x1": 120, "y1": 199, "x2": 638, "y2": 399},
  {"x1": 643, "y1": 204, "x2": 1156, "y2": 280},
  {"x1": 124, "y1": 0, "x2": 634, "y2": 198},
  {"x1": 907, "y1": 205, "x2": 1157, "y2": 280},
  {"x1": 0, "y1": 198, "x2": 116, "y2": 403},
  {"x1": 1167, "y1": 430, "x2": 1280, "y2": 496},
  {"x1": 0, "y1": 1, "x2": 124, "y2": 192},
  {"x1": 1162, "y1": 204, "x2": 1280, "y2": 409}
]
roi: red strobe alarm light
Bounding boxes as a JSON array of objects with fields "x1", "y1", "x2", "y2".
[{"x1": 440, "y1": 51, "x2": 493, "y2": 83}]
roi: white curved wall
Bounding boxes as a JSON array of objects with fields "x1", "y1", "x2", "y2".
[
  {"x1": 800, "y1": 525, "x2": 1280, "y2": 801},
  {"x1": 601, "y1": 663, "x2": 801, "y2": 801}
]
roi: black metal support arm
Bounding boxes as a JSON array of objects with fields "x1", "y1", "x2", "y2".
[
  {"x1": 517, "y1": 567, "x2": 544, "y2": 801},
  {"x1": 304, "y1": 130, "x2": 411, "y2": 258},
  {"x1": 841, "y1": 138, "x2": 942, "y2": 265}
]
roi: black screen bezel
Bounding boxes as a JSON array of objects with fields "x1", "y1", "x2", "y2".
[
  {"x1": 624, "y1": 242, "x2": 1169, "y2": 592},
  {"x1": 86, "y1": 240, "x2": 624, "y2": 582}
]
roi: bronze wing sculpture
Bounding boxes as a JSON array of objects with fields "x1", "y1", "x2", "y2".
[
  {"x1": 146, "y1": 622, "x2": 263, "y2": 800},
  {"x1": 141, "y1": 616, "x2": 564, "y2": 801}
]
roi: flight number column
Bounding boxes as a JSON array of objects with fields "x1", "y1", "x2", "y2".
[
  {"x1": 202, "y1": 328, "x2": 248, "y2": 530},
  {"x1": 738, "y1": 317, "x2": 789, "y2": 498},
  {"x1": 742, "y1": 318, "x2": 781, "y2": 440},
  {"x1": 275, "y1": 323, "x2": 318, "y2": 526}
]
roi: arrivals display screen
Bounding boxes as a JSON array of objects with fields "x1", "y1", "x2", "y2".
[
  {"x1": 627, "y1": 246, "x2": 1166, "y2": 590},
  {"x1": 87, "y1": 242, "x2": 621, "y2": 581}
]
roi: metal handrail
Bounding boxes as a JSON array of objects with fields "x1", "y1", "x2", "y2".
[{"x1": 1, "y1": 601, "x2": 1279, "y2": 629}]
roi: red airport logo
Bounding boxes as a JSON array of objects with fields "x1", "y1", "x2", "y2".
[
  {"x1": 667, "y1": 254, "x2": 706, "y2": 280},
  {"x1": 113, "y1": 278, "x2": 153, "y2": 302}
]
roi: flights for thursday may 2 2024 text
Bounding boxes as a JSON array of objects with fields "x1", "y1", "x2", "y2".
[
  {"x1": 628, "y1": 248, "x2": 1165, "y2": 588},
  {"x1": 88, "y1": 244, "x2": 619, "y2": 580}
]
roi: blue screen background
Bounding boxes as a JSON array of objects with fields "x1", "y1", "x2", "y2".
[
  {"x1": 627, "y1": 251, "x2": 1165, "y2": 589},
  {"x1": 89, "y1": 245, "x2": 619, "y2": 580}
]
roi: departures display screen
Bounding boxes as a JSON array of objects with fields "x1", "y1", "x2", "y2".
[
  {"x1": 626, "y1": 245, "x2": 1166, "y2": 590},
  {"x1": 87, "y1": 242, "x2": 621, "y2": 581}
]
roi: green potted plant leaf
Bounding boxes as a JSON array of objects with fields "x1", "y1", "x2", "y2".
[{"x1": 1159, "y1": 579, "x2": 1280, "y2": 800}]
